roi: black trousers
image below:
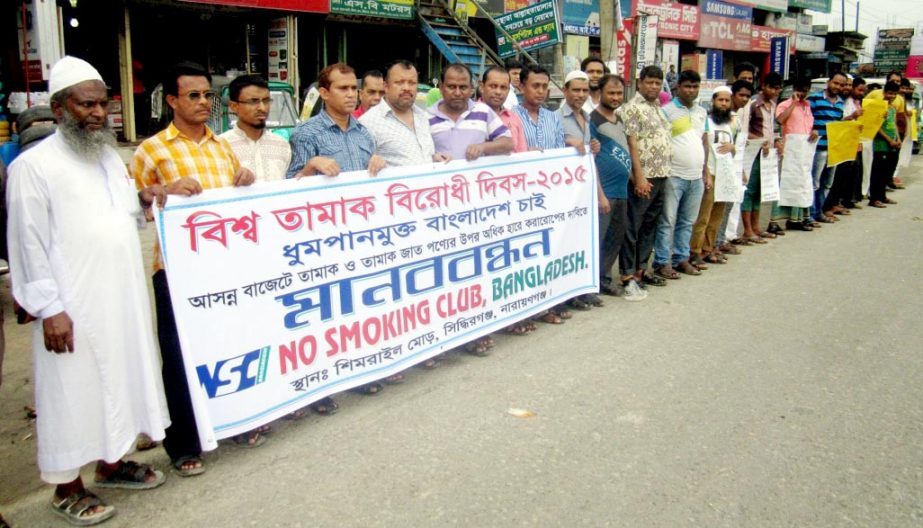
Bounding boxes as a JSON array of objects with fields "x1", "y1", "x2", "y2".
[
  {"x1": 599, "y1": 198, "x2": 628, "y2": 281},
  {"x1": 824, "y1": 159, "x2": 857, "y2": 210},
  {"x1": 153, "y1": 270, "x2": 202, "y2": 461},
  {"x1": 619, "y1": 178, "x2": 666, "y2": 276},
  {"x1": 870, "y1": 150, "x2": 898, "y2": 203}
]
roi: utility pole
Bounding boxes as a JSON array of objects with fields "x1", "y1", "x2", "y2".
[
  {"x1": 841, "y1": 0, "x2": 845, "y2": 33},
  {"x1": 600, "y1": 0, "x2": 614, "y2": 63},
  {"x1": 855, "y1": 2, "x2": 859, "y2": 32}
]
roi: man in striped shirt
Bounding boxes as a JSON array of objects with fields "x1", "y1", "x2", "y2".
[
  {"x1": 513, "y1": 65, "x2": 566, "y2": 151},
  {"x1": 428, "y1": 63, "x2": 512, "y2": 161},
  {"x1": 132, "y1": 62, "x2": 256, "y2": 475},
  {"x1": 807, "y1": 72, "x2": 846, "y2": 223}
]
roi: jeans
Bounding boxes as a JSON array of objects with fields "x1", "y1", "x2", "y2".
[
  {"x1": 153, "y1": 270, "x2": 202, "y2": 462},
  {"x1": 620, "y1": 178, "x2": 667, "y2": 275},
  {"x1": 654, "y1": 177, "x2": 704, "y2": 267},
  {"x1": 811, "y1": 149, "x2": 836, "y2": 219},
  {"x1": 599, "y1": 198, "x2": 628, "y2": 281}
]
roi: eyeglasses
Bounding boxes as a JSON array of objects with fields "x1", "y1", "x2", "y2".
[
  {"x1": 179, "y1": 90, "x2": 217, "y2": 102},
  {"x1": 236, "y1": 98, "x2": 273, "y2": 107}
]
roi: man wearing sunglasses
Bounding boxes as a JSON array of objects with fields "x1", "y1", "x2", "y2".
[
  {"x1": 131, "y1": 61, "x2": 256, "y2": 478},
  {"x1": 221, "y1": 74, "x2": 291, "y2": 182}
]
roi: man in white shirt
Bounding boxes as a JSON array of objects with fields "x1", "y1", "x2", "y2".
[
  {"x1": 7, "y1": 56, "x2": 170, "y2": 526},
  {"x1": 653, "y1": 70, "x2": 709, "y2": 279},
  {"x1": 221, "y1": 75, "x2": 292, "y2": 182},
  {"x1": 359, "y1": 60, "x2": 449, "y2": 166}
]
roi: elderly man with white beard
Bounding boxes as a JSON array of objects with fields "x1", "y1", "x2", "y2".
[{"x1": 6, "y1": 56, "x2": 170, "y2": 527}]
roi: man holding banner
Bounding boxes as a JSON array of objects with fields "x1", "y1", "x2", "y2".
[
  {"x1": 868, "y1": 82, "x2": 902, "y2": 208},
  {"x1": 740, "y1": 73, "x2": 782, "y2": 244},
  {"x1": 807, "y1": 73, "x2": 846, "y2": 223},
  {"x1": 132, "y1": 61, "x2": 256, "y2": 475},
  {"x1": 771, "y1": 78, "x2": 817, "y2": 232}
]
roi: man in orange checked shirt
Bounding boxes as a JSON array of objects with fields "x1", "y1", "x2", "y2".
[{"x1": 132, "y1": 61, "x2": 256, "y2": 477}]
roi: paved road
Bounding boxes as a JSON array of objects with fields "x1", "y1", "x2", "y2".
[{"x1": 2, "y1": 161, "x2": 922, "y2": 527}]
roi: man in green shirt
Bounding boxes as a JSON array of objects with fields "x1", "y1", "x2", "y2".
[{"x1": 868, "y1": 81, "x2": 901, "y2": 208}]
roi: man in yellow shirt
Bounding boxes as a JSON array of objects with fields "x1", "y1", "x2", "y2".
[{"x1": 132, "y1": 62, "x2": 255, "y2": 476}]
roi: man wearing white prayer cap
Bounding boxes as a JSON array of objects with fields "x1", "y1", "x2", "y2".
[{"x1": 6, "y1": 55, "x2": 170, "y2": 526}]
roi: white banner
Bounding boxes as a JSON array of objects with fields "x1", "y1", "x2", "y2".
[
  {"x1": 760, "y1": 148, "x2": 780, "y2": 202},
  {"x1": 712, "y1": 146, "x2": 740, "y2": 203},
  {"x1": 778, "y1": 134, "x2": 817, "y2": 207},
  {"x1": 898, "y1": 133, "x2": 913, "y2": 168},
  {"x1": 155, "y1": 150, "x2": 598, "y2": 449},
  {"x1": 861, "y1": 140, "x2": 873, "y2": 196}
]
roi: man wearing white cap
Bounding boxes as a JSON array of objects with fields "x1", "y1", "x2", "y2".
[
  {"x1": 6, "y1": 55, "x2": 170, "y2": 526},
  {"x1": 557, "y1": 69, "x2": 605, "y2": 310}
]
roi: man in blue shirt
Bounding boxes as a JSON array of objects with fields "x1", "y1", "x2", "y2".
[
  {"x1": 590, "y1": 74, "x2": 646, "y2": 301},
  {"x1": 806, "y1": 72, "x2": 846, "y2": 223},
  {"x1": 287, "y1": 63, "x2": 385, "y2": 178},
  {"x1": 513, "y1": 65, "x2": 566, "y2": 151}
]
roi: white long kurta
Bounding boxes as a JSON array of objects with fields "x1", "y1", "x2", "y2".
[{"x1": 7, "y1": 132, "x2": 169, "y2": 476}]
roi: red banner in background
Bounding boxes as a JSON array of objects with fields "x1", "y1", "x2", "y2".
[
  {"x1": 751, "y1": 25, "x2": 794, "y2": 53},
  {"x1": 633, "y1": 0, "x2": 700, "y2": 40},
  {"x1": 180, "y1": 0, "x2": 330, "y2": 13},
  {"x1": 614, "y1": 19, "x2": 633, "y2": 79}
]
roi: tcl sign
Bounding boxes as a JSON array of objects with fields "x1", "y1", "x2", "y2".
[{"x1": 697, "y1": 0, "x2": 751, "y2": 51}]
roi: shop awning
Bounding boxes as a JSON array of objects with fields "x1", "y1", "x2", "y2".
[{"x1": 180, "y1": 0, "x2": 329, "y2": 13}]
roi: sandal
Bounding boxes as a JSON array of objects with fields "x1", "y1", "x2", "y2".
[
  {"x1": 868, "y1": 200, "x2": 886, "y2": 208},
  {"x1": 384, "y1": 373, "x2": 405, "y2": 384},
  {"x1": 417, "y1": 357, "x2": 440, "y2": 370},
  {"x1": 690, "y1": 255, "x2": 709, "y2": 270},
  {"x1": 641, "y1": 272, "x2": 667, "y2": 286},
  {"x1": 350, "y1": 382, "x2": 384, "y2": 395},
  {"x1": 710, "y1": 250, "x2": 728, "y2": 264},
  {"x1": 767, "y1": 221, "x2": 786, "y2": 235},
  {"x1": 463, "y1": 336, "x2": 494, "y2": 357},
  {"x1": 654, "y1": 265, "x2": 680, "y2": 280},
  {"x1": 135, "y1": 433, "x2": 159, "y2": 452},
  {"x1": 746, "y1": 236, "x2": 768, "y2": 244},
  {"x1": 172, "y1": 455, "x2": 205, "y2": 477},
  {"x1": 550, "y1": 304, "x2": 573, "y2": 319},
  {"x1": 94, "y1": 461, "x2": 165, "y2": 490},
  {"x1": 757, "y1": 231, "x2": 776, "y2": 239},
  {"x1": 584, "y1": 293, "x2": 604, "y2": 307},
  {"x1": 503, "y1": 321, "x2": 536, "y2": 335},
  {"x1": 51, "y1": 490, "x2": 116, "y2": 526},
  {"x1": 676, "y1": 261, "x2": 701, "y2": 276},
  {"x1": 311, "y1": 396, "x2": 339, "y2": 415},
  {"x1": 566, "y1": 297, "x2": 592, "y2": 311},
  {"x1": 731, "y1": 238, "x2": 752, "y2": 246},
  {"x1": 718, "y1": 243, "x2": 741, "y2": 255},
  {"x1": 231, "y1": 429, "x2": 266, "y2": 449},
  {"x1": 833, "y1": 209, "x2": 851, "y2": 215},
  {"x1": 816, "y1": 215, "x2": 835, "y2": 223},
  {"x1": 283, "y1": 408, "x2": 309, "y2": 420},
  {"x1": 535, "y1": 311, "x2": 564, "y2": 324}
]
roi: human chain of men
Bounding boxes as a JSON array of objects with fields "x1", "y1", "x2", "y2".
[{"x1": 0, "y1": 52, "x2": 914, "y2": 527}]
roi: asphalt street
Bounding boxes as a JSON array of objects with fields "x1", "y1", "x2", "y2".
[{"x1": 1, "y1": 159, "x2": 922, "y2": 527}]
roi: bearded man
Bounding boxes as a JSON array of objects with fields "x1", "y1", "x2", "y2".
[{"x1": 6, "y1": 56, "x2": 170, "y2": 526}]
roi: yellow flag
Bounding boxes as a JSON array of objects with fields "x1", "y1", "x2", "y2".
[
  {"x1": 858, "y1": 99, "x2": 888, "y2": 140},
  {"x1": 826, "y1": 121, "x2": 862, "y2": 167},
  {"x1": 912, "y1": 109, "x2": 919, "y2": 142}
]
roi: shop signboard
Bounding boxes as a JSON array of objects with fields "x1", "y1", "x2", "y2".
[
  {"x1": 661, "y1": 39, "x2": 681, "y2": 73},
  {"x1": 697, "y1": 0, "x2": 751, "y2": 52},
  {"x1": 706, "y1": 49, "x2": 723, "y2": 79},
  {"x1": 635, "y1": 14, "x2": 659, "y2": 78},
  {"x1": 908, "y1": 35, "x2": 923, "y2": 78},
  {"x1": 633, "y1": 0, "x2": 700, "y2": 40},
  {"x1": 751, "y1": 25, "x2": 794, "y2": 54},
  {"x1": 769, "y1": 36, "x2": 790, "y2": 79},
  {"x1": 788, "y1": 0, "x2": 831, "y2": 13},
  {"x1": 796, "y1": 13, "x2": 813, "y2": 34},
  {"x1": 181, "y1": 0, "x2": 330, "y2": 12},
  {"x1": 875, "y1": 28, "x2": 914, "y2": 74},
  {"x1": 495, "y1": 0, "x2": 560, "y2": 58},
  {"x1": 612, "y1": 19, "x2": 633, "y2": 78},
  {"x1": 330, "y1": 0, "x2": 413, "y2": 18},
  {"x1": 730, "y1": 0, "x2": 787, "y2": 13},
  {"x1": 15, "y1": 0, "x2": 61, "y2": 82},
  {"x1": 795, "y1": 33, "x2": 825, "y2": 52},
  {"x1": 562, "y1": 0, "x2": 600, "y2": 36},
  {"x1": 267, "y1": 18, "x2": 289, "y2": 83}
]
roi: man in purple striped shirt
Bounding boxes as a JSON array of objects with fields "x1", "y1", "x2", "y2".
[{"x1": 428, "y1": 64, "x2": 512, "y2": 161}]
